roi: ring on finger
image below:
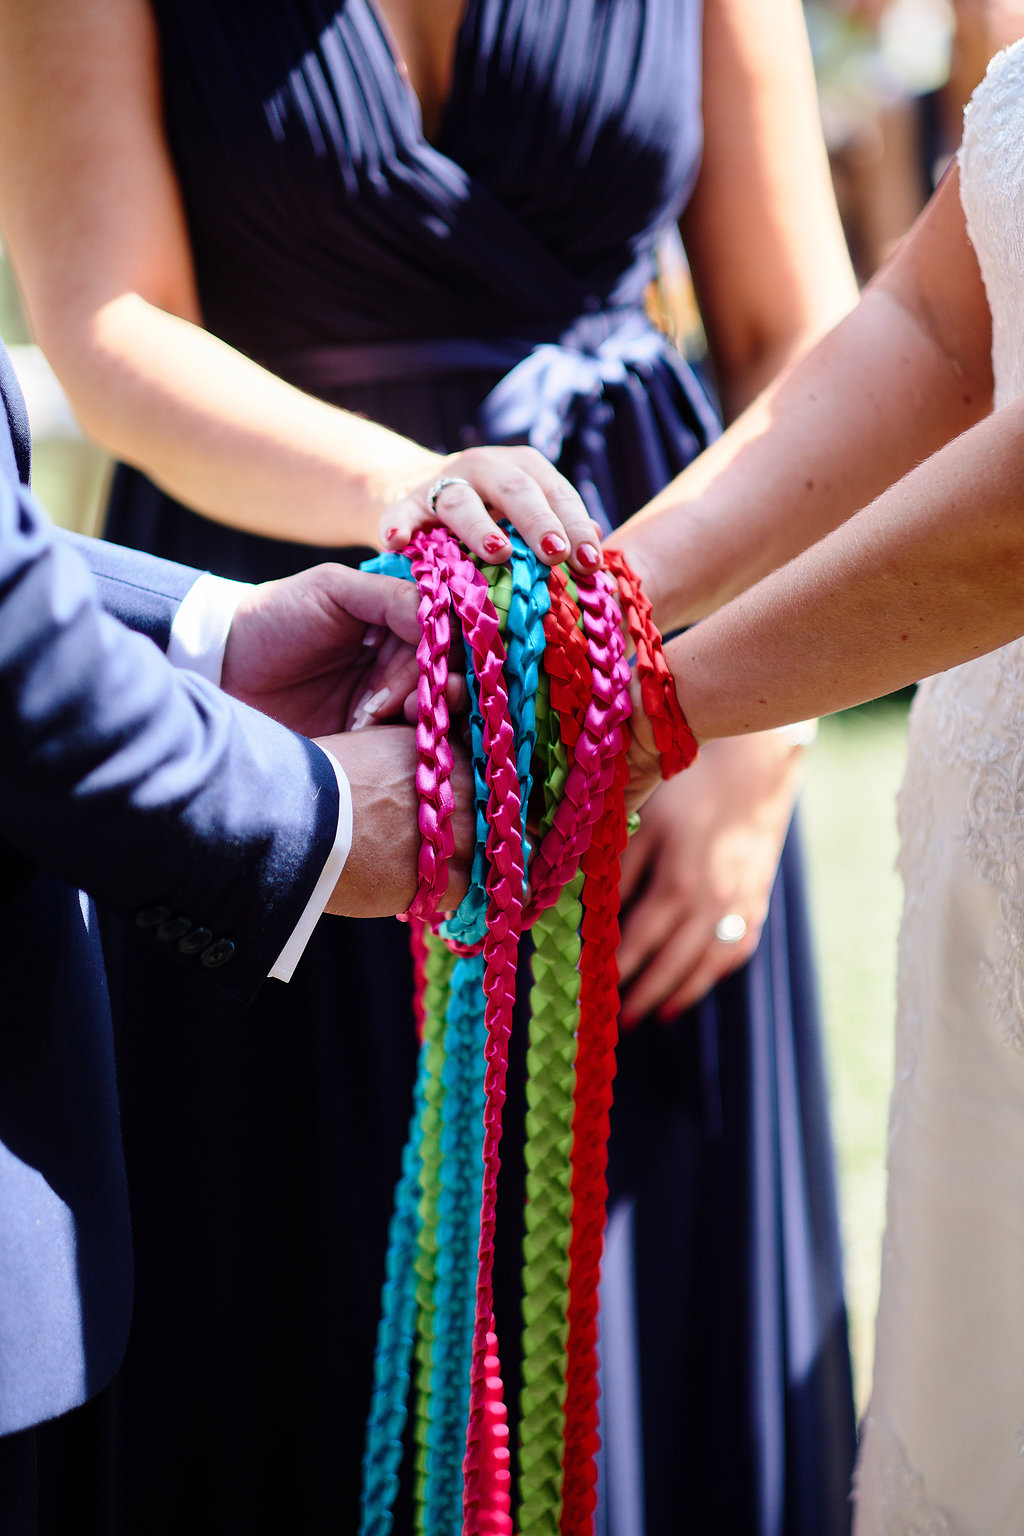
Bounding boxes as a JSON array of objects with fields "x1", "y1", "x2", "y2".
[
  {"x1": 715, "y1": 913, "x2": 747, "y2": 944},
  {"x1": 426, "y1": 476, "x2": 475, "y2": 515}
]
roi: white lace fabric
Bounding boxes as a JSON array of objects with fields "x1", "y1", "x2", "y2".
[{"x1": 853, "y1": 39, "x2": 1024, "y2": 1535}]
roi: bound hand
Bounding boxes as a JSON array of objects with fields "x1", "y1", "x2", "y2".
[
  {"x1": 221, "y1": 562, "x2": 463, "y2": 736},
  {"x1": 380, "y1": 445, "x2": 604, "y2": 574},
  {"x1": 319, "y1": 725, "x2": 475, "y2": 918}
]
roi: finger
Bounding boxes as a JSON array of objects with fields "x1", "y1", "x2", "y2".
[
  {"x1": 619, "y1": 920, "x2": 711, "y2": 1027},
  {"x1": 467, "y1": 451, "x2": 601, "y2": 568},
  {"x1": 383, "y1": 480, "x2": 514, "y2": 564},
  {"x1": 444, "y1": 674, "x2": 469, "y2": 716},
  {"x1": 617, "y1": 882, "x2": 694, "y2": 989},
  {"x1": 655, "y1": 952, "x2": 724, "y2": 1020},
  {"x1": 618, "y1": 824, "x2": 655, "y2": 908},
  {"x1": 317, "y1": 565, "x2": 423, "y2": 647},
  {"x1": 656, "y1": 924, "x2": 763, "y2": 1019}
]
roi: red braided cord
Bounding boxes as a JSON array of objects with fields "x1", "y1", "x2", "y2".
[
  {"x1": 523, "y1": 568, "x2": 629, "y2": 926},
  {"x1": 543, "y1": 567, "x2": 592, "y2": 754},
  {"x1": 544, "y1": 572, "x2": 632, "y2": 1536},
  {"x1": 602, "y1": 548, "x2": 698, "y2": 777}
]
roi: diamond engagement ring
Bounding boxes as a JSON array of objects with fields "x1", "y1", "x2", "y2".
[
  {"x1": 426, "y1": 476, "x2": 474, "y2": 514},
  {"x1": 715, "y1": 913, "x2": 747, "y2": 944}
]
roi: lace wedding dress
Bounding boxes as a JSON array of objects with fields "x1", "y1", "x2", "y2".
[{"x1": 853, "y1": 38, "x2": 1024, "y2": 1535}]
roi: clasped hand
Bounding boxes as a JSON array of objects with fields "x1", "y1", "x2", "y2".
[{"x1": 221, "y1": 562, "x2": 473, "y2": 918}]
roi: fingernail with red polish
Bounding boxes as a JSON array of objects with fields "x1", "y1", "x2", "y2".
[
  {"x1": 577, "y1": 542, "x2": 601, "y2": 569},
  {"x1": 541, "y1": 532, "x2": 569, "y2": 559},
  {"x1": 482, "y1": 533, "x2": 509, "y2": 556},
  {"x1": 383, "y1": 526, "x2": 401, "y2": 543}
]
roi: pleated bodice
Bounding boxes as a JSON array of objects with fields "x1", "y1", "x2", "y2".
[{"x1": 153, "y1": 0, "x2": 704, "y2": 360}]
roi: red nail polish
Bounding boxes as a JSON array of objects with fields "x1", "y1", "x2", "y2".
[
  {"x1": 577, "y1": 542, "x2": 601, "y2": 569},
  {"x1": 384, "y1": 526, "x2": 400, "y2": 543},
  {"x1": 482, "y1": 533, "x2": 508, "y2": 556},
  {"x1": 541, "y1": 533, "x2": 569, "y2": 559}
]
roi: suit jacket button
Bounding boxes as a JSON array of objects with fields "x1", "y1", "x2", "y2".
[
  {"x1": 135, "y1": 905, "x2": 171, "y2": 930},
  {"x1": 178, "y1": 926, "x2": 214, "y2": 956},
  {"x1": 200, "y1": 939, "x2": 235, "y2": 968},
  {"x1": 156, "y1": 915, "x2": 192, "y2": 943}
]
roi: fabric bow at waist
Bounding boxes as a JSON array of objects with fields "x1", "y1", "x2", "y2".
[{"x1": 272, "y1": 308, "x2": 719, "y2": 468}]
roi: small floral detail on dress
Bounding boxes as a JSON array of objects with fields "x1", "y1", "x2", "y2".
[{"x1": 854, "y1": 1418, "x2": 961, "y2": 1536}]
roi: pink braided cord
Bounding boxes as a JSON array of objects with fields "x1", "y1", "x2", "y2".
[
  {"x1": 523, "y1": 569, "x2": 632, "y2": 926},
  {"x1": 402, "y1": 529, "x2": 522, "y2": 1535},
  {"x1": 400, "y1": 556, "x2": 457, "y2": 921}
]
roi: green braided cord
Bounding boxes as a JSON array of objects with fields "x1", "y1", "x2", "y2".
[
  {"x1": 518, "y1": 877, "x2": 581, "y2": 1535},
  {"x1": 412, "y1": 931, "x2": 457, "y2": 1532},
  {"x1": 516, "y1": 652, "x2": 581, "y2": 1536}
]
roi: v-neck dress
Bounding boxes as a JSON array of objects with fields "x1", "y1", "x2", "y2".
[{"x1": 37, "y1": 3, "x2": 856, "y2": 1532}]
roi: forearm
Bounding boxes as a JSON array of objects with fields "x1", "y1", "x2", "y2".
[
  {"x1": 612, "y1": 174, "x2": 992, "y2": 630},
  {"x1": 668, "y1": 396, "x2": 1024, "y2": 740},
  {"x1": 46, "y1": 294, "x2": 436, "y2": 547},
  {"x1": 614, "y1": 285, "x2": 986, "y2": 630}
]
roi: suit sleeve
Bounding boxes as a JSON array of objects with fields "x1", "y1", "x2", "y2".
[
  {"x1": 59, "y1": 527, "x2": 205, "y2": 651},
  {"x1": 0, "y1": 479, "x2": 339, "y2": 1002}
]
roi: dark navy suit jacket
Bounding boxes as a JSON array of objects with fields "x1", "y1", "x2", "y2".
[{"x1": 0, "y1": 343, "x2": 339, "y2": 1434}]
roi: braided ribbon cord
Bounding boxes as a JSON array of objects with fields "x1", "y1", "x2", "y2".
[
  {"x1": 403, "y1": 530, "x2": 524, "y2": 1536},
  {"x1": 601, "y1": 547, "x2": 699, "y2": 776},
  {"x1": 359, "y1": 527, "x2": 691, "y2": 1536},
  {"x1": 515, "y1": 577, "x2": 588, "y2": 1536},
  {"x1": 558, "y1": 572, "x2": 632, "y2": 1536}
]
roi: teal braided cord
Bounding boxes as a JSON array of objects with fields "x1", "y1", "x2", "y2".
[
  {"x1": 412, "y1": 932, "x2": 457, "y2": 1532},
  {"x1": 422, "y1": 949, "x2": 487, "y2": 1536},
  {"x1": 360, "y1": 1039, "x2": 430, "y2": 1536},
  {"x1": 517, "y1": 657, "x2": 581, "y2": 1536},
  {"x1": 420, "y1": 561, "x2": 515, "y2": 1528},
  {"x1": 502, "y1": 534, "x2": 549, "y2": 875},
  {"x1": 361, "y1": 551, "x2": 415, "y2": 581}
]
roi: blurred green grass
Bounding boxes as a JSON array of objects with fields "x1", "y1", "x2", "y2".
[{"x1": 801, "y1": 697, "x2": 910, "y2": 1414}]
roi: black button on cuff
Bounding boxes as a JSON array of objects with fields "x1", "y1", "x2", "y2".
[
  {"x1": 178, "y1": 926, "x2": 214, "y2": 956},
  {"x1": 200, "y1": 939, "x2": 235, "y2": 969},
  {"x1": 156, "y1": 916, "x2": 192, "y2": 944},
  {"x1": 135, "y1": 906, "x2": 171, "y2": 930}
]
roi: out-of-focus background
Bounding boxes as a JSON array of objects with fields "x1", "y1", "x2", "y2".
[{"x1": 2, "y1": 0, "x2": 1021, "y2": 1417}]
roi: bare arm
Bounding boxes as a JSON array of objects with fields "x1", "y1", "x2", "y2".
[
  {"x1": 671, "y1": 390, "x2": 1024, "y2": 741},
  {"x1": 682, "y1": 0, "x2": 857, "y2": 418},
  {"x1": 613, "y1": 169, "x2": 995, "y2": 629},
  {"x1": 0, "y1": 0, "x2": 599, "y2": 564},
  {"x1": 615, "y1": 0, "x2": 857, "y2": 1015}
]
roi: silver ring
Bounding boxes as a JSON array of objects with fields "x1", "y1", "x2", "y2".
[
  {"x1": 714, "y1": 913, "x2": 747, "y2": 944},
  {"x1": 426, "y1": 476, "x2": 474, "y2": 515}
]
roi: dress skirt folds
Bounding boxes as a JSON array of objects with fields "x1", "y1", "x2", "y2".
[{"x1": 33, "y1": 4, "x2": 857, "y2": 1533}]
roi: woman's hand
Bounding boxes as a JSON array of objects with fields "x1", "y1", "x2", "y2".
[
  {"x1": 617, "y1": 730, "x2": 806, "y2": 1025},
  {"x1": 379, "y1": 444, "x2": 604, "y2": 573}
]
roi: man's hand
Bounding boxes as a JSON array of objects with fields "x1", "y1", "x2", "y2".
[
  {"x1": 318, "y1": 725, "x2": 475, "y2": 919},
  {"x1": 221, "y1": 563, "x2": 428, "y2": 736}
]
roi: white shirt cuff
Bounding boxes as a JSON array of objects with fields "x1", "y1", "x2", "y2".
[
  {"x1": 169, "y1": 573, "x2": 351, "y2": 983},
  {"x1": 269, "y1": 749, "x2": 353, "y2": 982},
  {"x1": 166, "y1": 571, "x2": 252, "y2": 685}
]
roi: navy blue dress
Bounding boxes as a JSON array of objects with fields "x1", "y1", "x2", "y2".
[{"x1": 40, "y1": 4, "x2": 856, "y2": 1532}]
